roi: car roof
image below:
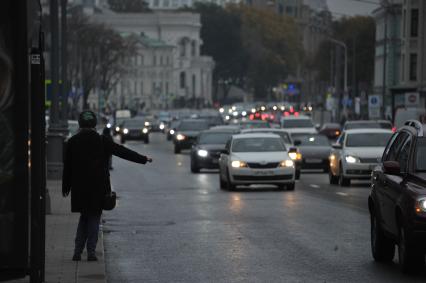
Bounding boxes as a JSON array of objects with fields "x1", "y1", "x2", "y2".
[
  {"x1": 209, "y1": 125, "x2": 240, "y2": 131},
  {"x1": 181, "y1": 119, "x2": 208, "y2": 123},
  {"x1": 201, "y1": 128, "x2": 239, "y2": 134},
  {"x1": 345, "y1": 128, "x2": 393, "y2": 134},
  {"x1": 232, "y1": 133, "x2": 282, "y2": 139},
  {"x1": 281, "y1": 115, "x2": 311, "y2": 120},
  {"x1": 240, "y1": 128, "x2": 289, "y2": 133},
  {"x1": 345, "y1": 120, "x2": 391, "y2": 124}
]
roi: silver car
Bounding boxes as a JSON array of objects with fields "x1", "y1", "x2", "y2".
[{"x1": 329, "y1": 129, "x2": 393, "y2": 186}]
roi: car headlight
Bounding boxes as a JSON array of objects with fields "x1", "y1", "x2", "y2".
[
  {"x1": 115, "y1": 126, "x2": 120, "y2": 132},
  {"x1": 219, "y1": 108, "x2": 224, "y2": 113},
  {"x1": 289, "y1": 152, "x2": 302, "y2": 161},
  {"x1": 345, "y1": 155, "x2": 359, "y2": 163},
  {"x1": 170, "y1": 129, "x2": 175, "y2": 135},
  {"x1": 197, "y1": 149, "x2": 208, "y2": 157},
  {"x1": 225, "y1": 115, "x2": 230, "y2": 120},
  {"x1": 176, "y1": 134, "x2": 185, "y2": 141},
  {"x1": 159, "y1": 124, "x2": 165, "y2": 130},
  {"x1": 416, "y1": 198, "x2": 426, "y2": 213},
  {"x1": 142, "y1": 128, "x2": 148, "y2": 134},
  {"x1": 145, "y1": 121, "x2": 150, "y2": 126},
  {"x1": 231, "y1": 161, "x2": 248, "y2": 168},
  {"x1": 106, "y1": 123, "x2": 111, "y2": 128},
  {"x1": 280, "y1": 160, "x2": 294, "y2": 167},
  {"x1": 123, "y1": 128, "x2": 129, "y2": 134}
]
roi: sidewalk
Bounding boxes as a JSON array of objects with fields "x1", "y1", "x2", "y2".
[{"x1": 7, "y1": 180, "x2": 107, "y2": 283}]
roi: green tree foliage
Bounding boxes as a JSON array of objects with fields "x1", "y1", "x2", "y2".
[
  {"x1": 237, "y1": 6, "x2": 302, "y2": 100},
  {"x1": 314, "y1": 16, "x2": 376, "y2": 92},
  {"x1": 108, "y1": 0, "x2": 151, "y2": 12},
  {"x1": 190, "y1": 3, "x2": 302, "y2": 101}
]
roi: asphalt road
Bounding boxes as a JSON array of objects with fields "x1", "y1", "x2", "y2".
[{"x1": 104, "y1": 133, "x2": 426, "y2": 283}]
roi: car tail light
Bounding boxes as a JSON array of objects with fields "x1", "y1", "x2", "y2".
[
  {"x1": 284, "y1": 111, "x2": 290, "y2": 117},
  {"x1": 294, "y1": 112, "x2": 299, "y2": 117},
  {"x1": 392, "y1": 127, "x2": 397, "y2": 133}
]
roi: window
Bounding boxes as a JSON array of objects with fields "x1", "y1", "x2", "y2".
[
  {"x1": 180, "y1": 72, "x2": 186, "y2": 89},
  {"x1": 192, "y1": 74, "x2": 196, "y2": 96},
  {"x1": 153, "y1": 55, "x2": 157, "y2": 66},
  {"x1": 165, "y1": 82, "x2": 169, "y2": 94},
  {"x1": 286, "y1": 6, "x2": 293, "y2": 15},
  {"x1": 191, "y1": 41, "x2": 196, "y2": 56},
  {"x1": 403, "y1": 9, "x2": 406, "y2": 37},
  {"x1": 410, "y1": 9, "x2": 419, "y2": 37},
  {"x1": 384, "y1": 132, "x2": 409, "y2": 162},
  {"x1": 401, "y1": 54, "x2": 405, "y2": 81},
  {"x1": 179, "y1": 40, "x2": 186, "y2": 57},
  {"x1": 397, "y1": 136, "x2": 412, "y2": 172},
  {"x1": 160, "y1": 56, "x2": 163, "y2": 65},
  {"x1": 409, "y1": 53, "x2": 417, "y2": 81}
]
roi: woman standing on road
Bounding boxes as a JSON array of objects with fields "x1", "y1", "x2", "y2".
[{"x1": 62, "y1": 110, "x2": 152, "y2": 261}]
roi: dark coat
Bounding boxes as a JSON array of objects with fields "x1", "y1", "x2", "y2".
[{"x1": 62, "y1": 129, "x2": 148, "y2": 213}]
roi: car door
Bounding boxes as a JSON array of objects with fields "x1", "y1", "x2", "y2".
[
  {"x1": 385, "y1": 134, "x2": 412, "y2": 235},
  {"x1": 378, "y1": 132, "x2": 409, "y2": 232}
]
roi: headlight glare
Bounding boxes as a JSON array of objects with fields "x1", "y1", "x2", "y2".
[
  {"x1": 144, "y1": 121, "x2": 150, "y2": 126},
  {"x1": 280, "y1": 160, "x2": 294, "y2": 167},
  {"x1": 176, "y1": 134, "x2": 185, "y2": 141},
  {"x1": 231, "y1": 161, "x2": 247, "y2": 168},
  {"x1": 289, "y1": 152, "x2": 302, "y2": 160},
  {"x1": 345, "y1": 155, "x2": 359, "y2": 163},
  {"x1": 197, "y1": 149, "x2": 208, "y2": 157},
  {"x1": 170, "y1": 129, "x2": 175, "y2": 135},
  {"x1": 123, "y1": 128, "x2": 129, "y2": 134},
  {"x1": 115, "y1": 126, "x2": 120, "y2": 132},
  {"x1": 159, "y1": 124, "x2": 165, "y2": 130},
  {"x1": 416, "y1": 198, "x2": 426, "y2": 213},
  {"x1": 142, "y1": 128, "x2": 148, "y2": 134}
]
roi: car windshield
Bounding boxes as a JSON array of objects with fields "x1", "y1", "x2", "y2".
[
  {"x1": 292, "y1": 134, "x2": 330, "y2": 146},
  {"x1": 178, "y1": 121, "x2": 209, "y2": 131},
  {"x1": 123, "y1": 119, "x2": 145, "y2": 127},
  {"x1": 345, "y1": 122, "x2": 392, "y2": 130},
  {"x1": 199, "y1": 132, "x2": 232, "y2": 144},
  {"x1": 282, "y1": 119, "x2": 313, "y2": 128},
  {"x1": 240, "y1": 121, "x2": 270, "y2": 129},
  {"x1": 232, "y1": 138, "x2": 286, "y2": 152},
  {"x1": 346, "y1": 133, "x2": 392, "y2": 147},
  {"x1": 415, "y1": 138, "x2": 426, "y2": 171},
  {"x1": 247, "y1": 131, "x2": 291, "y2": 144}
]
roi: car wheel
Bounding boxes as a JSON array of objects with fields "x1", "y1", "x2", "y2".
[
  {"x1": 371, "y1": 212, "x2": 395, "y2": 262},
  {"x1": 295, "y1": 169, "x2": 301, "y2": 180},
  {"x1": 144, "y1": 136, "x2": 149, "y2": 144},
  {"x1": 398, "y1": 223, "x2": 424, "y2": 273},
  {"x1": 191, "y1": 158, "x2": 200, "y2": 173},
  {"x1": 226, "y1": 170, "x2": 236, "y2": 191},
  {"x1": 329, "y1": 170, "x2": 339, "y2": 185},
  {"x1": 174, "y1": 145, "x2": 181, "y2": 154},
  {"x1": 219, "y1": 170, "x2": 226, "y2": 190},
  {"x1": 287, "y1": 183, "x2": 295, "y2": 191},
  {"x1": 338, "y1": 164, "x2": 350, "y2": 186}
]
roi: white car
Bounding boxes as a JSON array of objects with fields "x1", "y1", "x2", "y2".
[
  {"x1": 329, "y1": 128, "x2": 393, "y2": 186},
  {"x1": 218, "y1": 133, "x2": 296, "y2": 190},
  {"x1": 280, "y1": 115, "x2": 318, "y2": 135}
]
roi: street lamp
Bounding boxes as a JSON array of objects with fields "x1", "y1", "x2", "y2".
[{"x1": 328, "y1": 37, "x2": 348, "y2": 94}]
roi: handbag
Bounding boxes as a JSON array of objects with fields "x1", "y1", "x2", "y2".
[{"x1": 103, "y1": 191, "x2": 116, "y2": 211}]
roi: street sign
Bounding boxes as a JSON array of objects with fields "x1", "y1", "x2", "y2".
[
  {"x1": 368, "y1": 95, "x2": 382, "y2": 119},
  {"x1": 405, "y1": 92, "x2": 419, "y2": 107}
]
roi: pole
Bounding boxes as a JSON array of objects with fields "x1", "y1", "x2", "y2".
[
  {"x1": 61, "y1": 0, "x2": 68, "y2": 123},
  {"x1": 382, "y1": 6, "x2": 388, "y2": 119},
  {"x1": 49, "y1": 0, "x2": 60, "y2": 127}
]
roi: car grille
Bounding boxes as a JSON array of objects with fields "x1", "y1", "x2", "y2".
[
  {"x1": 129, "y1": 130, "x2": 142, "y2": 136},
  {"x1": 247, "y1": 162, "x2": 279, "y2": 169},
  {"x1": 346, "y1": 169, "x2": 372, "y2": 175},
  {"x1": 233, "y1": 174, "x2": 293, "y2": 181},
  {"x1": 359, "y1": 158, "x2": 380, "y2": 163}
]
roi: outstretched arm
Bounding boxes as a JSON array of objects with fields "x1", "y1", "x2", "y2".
[{"x1": 107, "y1": 138, "x2": 151, "y2": 164}]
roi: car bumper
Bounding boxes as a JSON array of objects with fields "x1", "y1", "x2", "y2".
[
  {"x1": 301, "y1": 158, "x2": 328, "y2": 170},
  {"x1": 229, "y1": 167, "x2": 295, "y2": 184},
  {"x1": 193, "y1": 156, "x2": 220, "y2": 169},
  {"x1": 174, "y1": 139, "x2": 196, "y2": 149},
  {"x1": 343, "y1": 163, "x2": 377, "y2": 179}
]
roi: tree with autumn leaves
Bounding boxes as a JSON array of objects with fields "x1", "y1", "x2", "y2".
[{"x1": 189, "y1": 3, "x2": 303, "y2": 102}]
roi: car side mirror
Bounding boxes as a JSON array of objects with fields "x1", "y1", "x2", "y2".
[
  {"x1": 293, "y1": 140, "x2": 301, "y2": 146},
  {"x1": 332, "y1": 143, "x2": 342, "y2": 149},
  {"x1": 383, "y1": 161, "x2": 401, "y2": 175}
]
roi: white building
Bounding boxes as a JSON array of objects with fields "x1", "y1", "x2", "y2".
[
  {"x1": 93, "y1": 11, "x2": 215, "y2": 109},
  {"x1": 147, "y1": 0, "x2": 241, "y2": 10}
]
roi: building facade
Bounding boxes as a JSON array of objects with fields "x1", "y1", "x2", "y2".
[
  {"x1": 373, "y1": 0, "x2": 426, "y2": 118},
  {"x1": 93, "y1": 11, "x2": 215, "y2": 110}
]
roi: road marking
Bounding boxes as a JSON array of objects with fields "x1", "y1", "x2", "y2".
[
  {"x1": 310, "y1": 184, "x2": 320, "y2": 189},
  {"x1": 336, "y1": 192, "x2": 348, "y2": 196}
]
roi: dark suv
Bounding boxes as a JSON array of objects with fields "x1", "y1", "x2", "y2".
[
  {"x1": 369, "y1": 120, "x2": 426, "y2": 272},
  {"x1": 173, "y1": 119, "x2": 210, "y2": 154}
]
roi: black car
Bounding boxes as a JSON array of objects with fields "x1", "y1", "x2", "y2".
[
  {"x1": 173, "y1": 119, "x2": 210, "y2": 153},
  {"x1": 292, "y1": 133, "x2": 331, "y2": 172},
  {"x1": 167, "y1": 120, "x2": 181, "y2": 141},
  {"x1": 190, "y1": 128, "x2": 240, "y2": 173},
  {"x1": 369, "y1": 120, "x2": 426, "y2": 272},
  {"x1": 120, "y1": 118, "x2": 149, "y2": 144}
]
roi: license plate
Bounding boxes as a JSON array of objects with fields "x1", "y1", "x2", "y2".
[
  {"x1": 305, "y1": 159, "x2": 322, "y2": 164},
  {"x1": 253, "y1": 170, "x2": 274, "y2": 176}
]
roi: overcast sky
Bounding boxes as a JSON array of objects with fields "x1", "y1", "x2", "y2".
[{"x1": 327, "y1": 0, "x2": 380, "y2": 17}]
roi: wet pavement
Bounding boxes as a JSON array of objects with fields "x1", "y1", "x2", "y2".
[{"x1": 104, "y1": 133, "x2": 426, "y2": 283}]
